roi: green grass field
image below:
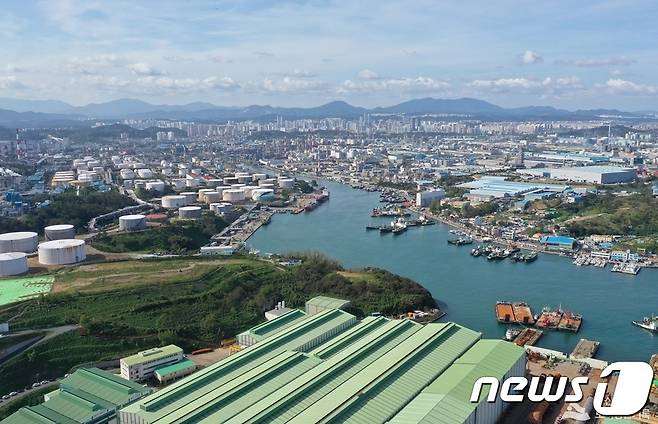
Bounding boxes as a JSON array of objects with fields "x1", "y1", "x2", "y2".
[{"x1": 0, "y1": 276, "x2": 54, "y2": 306}]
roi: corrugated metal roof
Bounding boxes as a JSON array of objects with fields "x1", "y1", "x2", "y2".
[
  {"x1": 240, "y1": 309, "x2": 307, "y2": 341},
  {"x1": 306, "y1": 296, "x2": 351, "y2": 309},
  {"x1": 121, "y1": 308, "x2": 357, "y2": 423},
  {"x1": 154, "y1": 359, "x2": 196, "y2": 378},
  {"x1": 388, "y1": 340, "x2": 525, "y2": 424}
]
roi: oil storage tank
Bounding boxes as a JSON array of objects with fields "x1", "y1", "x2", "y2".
[
  {"x1": 44, "y1": 224, "x2": 75, "y2": 241},
  {"x1": 222, "y1": 189, "x2": 246, "y2": 202},
  {"x1": 278, "y1": 178, "x2": 295, "y2": 189},
  {"x1": 0, "y1": 252, "x2": 28, "y2": 276},
  {"x1": 161, "y1": 195, "x2": 187, "y2": 209},
  {"x1": 119, "y1": 214, "x2": 147, "y2": 231},
  {"x1": 179, "y1": 206, "x2": 202, "y2": 219},
  {"x1": 0, "y1": 232, "x2": 38, "y2": 253},
  {"x1": 180, "y1": 192, "x2": 197, "y2": 205},
  {"x1": 38, "y1": 239, "x2": 86, "y2": 265}
]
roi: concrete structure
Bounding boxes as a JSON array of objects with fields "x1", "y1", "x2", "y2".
[
  {"x1": 119, "y1": 214, "x2": 147, "y2": 232},
  {"x1": 44, "y1": 224, "x2": 75, "y2": 241},
  {"x1": 416, "y1": 189, "x2": 445, "y2": 207},
  {"x1": 1, "y1": 368, "x2": 151, "y2": 424},
  {"x1": 154, "y1": 359, "x2": 196, "y2": 384},
  {"x1": 518, "y1": 165, "x2": 636, "y2": 184},
  {"x1": 161, "y1": 195, "x2": 187, "y2": 209},
  {"x1": 120, "y1": 345, "x2": 184, "y2": 382},
  {"x1": 0, "y1": 252, "x2": 28, "y2": 276},
  {"x1": 119, "y1": 308, "x2": 523, "y2": 424},
  {"x1": 38, "y1": 239, "x2": 86, "y2": 265},
  {"x1": 0, "y1": 232, "x2": 38, "y2": 254},
  {"x1": 120, "y1": 169, "x2": 136, "y2": 180},
  {"x1": 178, "y1": 206, "x2": 202, "y2": 220},
  {"x1": 170, "y1": 178, "x2": 186, "y2": 190},
  {"x1": 305, "y1": 295, "x2": 351, "y2": 315}
]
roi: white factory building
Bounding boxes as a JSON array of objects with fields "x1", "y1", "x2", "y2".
[
  {"x1": 518, "y1": 165, "x2": 636, "y2": 184},
  {"x1": 120, "y1": 345, "x2": 184, "y2": 382},
  {"x1": 416, "y1": 189, "x2": 445, "y2": 207}
]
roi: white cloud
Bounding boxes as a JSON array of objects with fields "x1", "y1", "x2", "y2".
[
  {"x1": 559, "y1": 57, "x2": 636, "y2": 67},
  {"x1": 208, "y1": 54, "x2": 233, "y2": 64},
  {"x1": 68, "y1": 54, "x2": 122, "y2": 75},
  {"x1": 357, "y1": 69, "x2": 380, "y2": 80},
  {"x1": 128, "y1": 62, "x2": 165, "y2": 76},
  {"x1": 603, "y1": 78, "x2": 657, "y2": 95},
  {"x1": 259, "y1": 76, "x2": 327, "y2": 93},
  {"x1": 339, "y1": 76, "x2": 449, "y2": 94},
  {"x1": 521, "y1": 50, "x2": 543, "y2": 65},
  {"x1": 3, "y1": 64, "x2": 25, "y2": 73},
  {"x1": 469, "y1": 76, "x2": 583, "y2": 94},
  {"x1": 137, "y1": 76, "x2": 239, "y2": 91},
  {"x1": 0, "y1": 75, "x2": 26, "y2": 89}
]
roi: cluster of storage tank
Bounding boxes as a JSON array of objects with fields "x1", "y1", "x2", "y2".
[{"x1": 0, "y1": 227, "x2": 87, "y2": 275}]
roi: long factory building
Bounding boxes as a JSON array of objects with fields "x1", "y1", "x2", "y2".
[{"x1": 120, "y1": 308, "x2": 525, "y2": 424}]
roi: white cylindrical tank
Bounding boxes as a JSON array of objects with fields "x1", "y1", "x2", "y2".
[
  {"x1": 204, "y1": 192, "x2": 221, "y2": 203},
  {"x1": 197, "y1": 189, "x2": 214, "y2": 202},
  {"x1": 0, "y1": 232, "x2": 38, "y2": 254},
  {"x1": 119, "y1": 214, "x2": 147, "y2": 231},
  {"x1": 278, "y1": 178, "x2": 295, "y2": 189},
  {"x1": 237, "y1": 175, "x2": 253, "y2": 184},
  {"x1": 223, "y1": 189, "x2": 246, "y2": 202},
  {"x1": 260, "y1": 178, "x2": 277, "y2": 186},
  {"x1": 242, "y1": 186, "x2": 259, "y2": 197},
  {"x1": 259, "y1": 183, "x2": 275, "y2": 190},
  {"x1": 131, "y1": 162, "x2": 146, "y2": 169},
  {"x1": 186, "y1": 177, "x2": 199, "y2": 188},
  {"x1": 137, "y1": 169, "x2": 154, "y2": 179},
  {"x1": 44, "y1": 224, "x2": 75, "y2": 241},
  {"x1": 145, "y1": 181, "x2": 166, "y2": 192},
  {"x1": 206, "y1": 179, "x2": 223, "y2": 188},
  {"x1": 161, "y1": 195, "x2": 187, "y2": 209},
  {"x1": 252, "y1": 188, "x2": 275, "y2": 201},
  {"x1": 223, "y1": 177, "x2": 239, "y2": 185},
  {"x1": 230, "y1": 183, "x2": 246, "y2": 189},
  {"x1": 252, "y1": 173, "x2": 267, "y2": 181},
  {"x1": 171, "y1": 179, "x2": 186, "y2": 190},
  {"x1": 0, "y1": 252, "x2": 28, "y2": 276},
  {"x1": 215, "y1": 186, "x2": 231, "y2": 196},
  {"x1": 38, "y1": 239, "x2": 86, "y2": 265},
  {"x1": 180, "y1": 192, "x2": 197, "y2": 205},
  {"x1": 179, "y1": 206, "x2": 202, "y2": 219}
]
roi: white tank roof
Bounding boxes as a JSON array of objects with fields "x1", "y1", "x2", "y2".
[
  {"x1": 0, "y1": 232, "x2": 38, "y2": 240},
  {"x1": 39, "y1": 239, "x2": 85, "y2": 249},
  {"x1": 0, "y1": 252, "x2": 27, "y2": 261},
  {"x1": 44, "y1": 224, "x2": 75, "y2": 231},
  {"x1": 119, "y1": 214, "x2": 146, "y2": 220}
]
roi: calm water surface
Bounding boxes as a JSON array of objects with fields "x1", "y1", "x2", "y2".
[{"x1": 248, "y1": 179, "x2": 658, "y2": 361}]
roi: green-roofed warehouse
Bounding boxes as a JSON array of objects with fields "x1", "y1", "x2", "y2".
[
  {"x1": 305, "y1": 295, "x2": 351, "y2": 315},
  {"x1": 118, "y1": 307, "x2": 526, "y2": 424},
  {"x1": 1, "y1": 368, "x2": 151, "y2": 424},
  {"x1": 236, "y1": 309, "x2": 308, "y2": 347}
]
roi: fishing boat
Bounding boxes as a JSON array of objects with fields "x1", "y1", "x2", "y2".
[
  {"x1": 504, "y1": 327, "x2": 521, "y2": 342},
  {"x1": 447, "y1": 237, "x2": 473, "y2": 246},
  {"x1": 471, "y1": 246, "x2": 482, "y2": 257},
  {"x1": 632, "y1": 315, "x2": 658, "y2": 332}
]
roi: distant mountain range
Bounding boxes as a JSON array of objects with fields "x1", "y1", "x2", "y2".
[{"x1": 0, "y1": 96, "x2": 655, "y2": 128}]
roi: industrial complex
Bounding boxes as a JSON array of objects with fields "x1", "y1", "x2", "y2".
[{"x1": 119, "y1": 306, "x2": 525, "y2": 424}]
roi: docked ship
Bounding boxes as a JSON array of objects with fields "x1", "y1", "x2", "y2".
[
  {"x1": 632, "y1": 315, "x2": 658, "y2": 332},
  {"x1": 447, "y1": 237, "x2": 473, "y2": 246}
]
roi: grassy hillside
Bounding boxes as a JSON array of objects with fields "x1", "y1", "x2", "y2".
[{"x1": 0, "y1": 254, "x2": 436, "y2": 393}]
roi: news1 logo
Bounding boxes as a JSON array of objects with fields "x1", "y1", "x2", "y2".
[{"x1": 471, "y1": 362, "x2": 653, "y2": 416}]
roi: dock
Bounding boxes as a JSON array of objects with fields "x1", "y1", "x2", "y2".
[
  {"x1": 495, "y1": 302, "x2": 515, "y2": 323},
  {"x1": 513, "y1": 328, "x2": 543, "y2": 346},
  {"x1": 570, "y1": 339, "x2": 599, "y2": 359}
]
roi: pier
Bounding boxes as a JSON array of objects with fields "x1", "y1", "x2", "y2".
[{"x1": 570, "y1": 339, "x2": 600, "y2": 359}]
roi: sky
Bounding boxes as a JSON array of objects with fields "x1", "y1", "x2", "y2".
[{"x1": 1, "y1": 0, "x2": 658, "y2": 110}]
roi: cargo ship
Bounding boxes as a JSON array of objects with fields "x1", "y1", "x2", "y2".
[{"x1": 632, "y1": 315, "x2": 658, "y2": 332}]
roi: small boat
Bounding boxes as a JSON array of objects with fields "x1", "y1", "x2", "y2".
[
  {"x1": 504, "y1": 328, "x2": 521, "y2": 342},
  {"x1": 471, "y1": 247, "x2": 482, "y2": 257},
  {"x1": 447, "y1": 237, "x2": 473, "y2": 246},
  {"x1": 633, "y1": 315, "x2": 658, "y2": 332}
]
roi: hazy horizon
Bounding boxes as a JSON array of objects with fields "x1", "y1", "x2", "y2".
[{"x1": 2, "y1": 1, "x2": 658, "y2": 110}]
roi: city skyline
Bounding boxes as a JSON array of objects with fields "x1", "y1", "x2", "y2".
[{"x1": 2, "y1": 0, "x2": 658, "y2": 109}]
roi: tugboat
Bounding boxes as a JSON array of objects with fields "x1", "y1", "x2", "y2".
[
  {"x1": 392, "y1": 218, "x2": 408, "y2": 235},
  {"x1": 504, "y1": 327, "x2": 521, "y2": 342},
  {"x1": 632, "y1": 315, "x2": 658, "y2": 332}
]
